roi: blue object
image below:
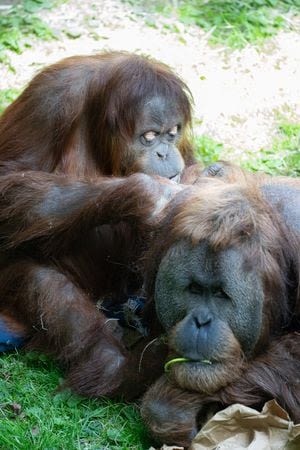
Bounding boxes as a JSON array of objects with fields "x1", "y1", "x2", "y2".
[
  {"x1": 0, "y1": 295, "x2": 147, "y2": 352},
  {"x1": 0, "y1": 317, "x2": 26, "y2": 352}
]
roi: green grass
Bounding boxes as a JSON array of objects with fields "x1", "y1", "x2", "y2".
[
  {"x1": 177, "y1": 0, "x2": 300, "y2": 48},
  {"x1": 242, "y1": 122, "x2": 300, "y2": 176},
  {"x1": 0, "y1": 351, "x2": 149, "y2": 449},
  {"x1": 194, "y1": 121, "x2": 300, "y2": 176},
  {"x1": 0, "y1": 88, "x2": 21, "y2": 114},
  {"x1": 194, "y1": 134, "x2": 224, "y2": 166},
  {"x1": 0, "y1": 0, "x2": 59, "y2": 69},
  {"x1": 124, "y1": 0, "x2": 300, "y2": 48}
]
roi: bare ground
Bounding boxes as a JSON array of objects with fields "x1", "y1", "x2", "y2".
[{"x1": 1, "y1": 0, "x2": 300, "y2": 160}]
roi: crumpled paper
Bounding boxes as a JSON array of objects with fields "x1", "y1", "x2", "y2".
[{"x1": 151, "y1": 400, "x2": 300, "y2": 450}]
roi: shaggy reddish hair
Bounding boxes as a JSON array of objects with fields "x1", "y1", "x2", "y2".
[{"x1": 141, "y1": 174, "x2": 300, "y2": 446}]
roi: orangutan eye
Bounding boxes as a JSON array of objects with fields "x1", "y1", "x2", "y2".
[
  {"x1": 143, "y1": 131, "x2": 157, "y2": 143},
  {"x1": 212, "y1": 288, "x2": 231, "y2": 301},
  {"x1": 188, "y1": 282, "x2": 204, "y2": 296},
  {"x1": 168, "y1": 125, "x2": 178, "y2": 137}
]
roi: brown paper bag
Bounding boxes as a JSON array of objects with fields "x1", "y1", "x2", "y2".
[
  {"x1": 191, "y1": 400, "x2": 300, "y2": 450},
  {"x1": 151, "y1": 400, "x2": 300, "y2": 450}
]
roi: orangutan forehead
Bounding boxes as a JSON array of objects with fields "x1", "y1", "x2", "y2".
[
  {"x1": 170, "y1": 181, "x2": 279, "y2": 250},
  {"x1": 137, "y1": 96, "x2": 184, "y2": 131}
]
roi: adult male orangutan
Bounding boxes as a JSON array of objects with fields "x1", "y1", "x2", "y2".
[{"x1": 141, "y1": 167, "x2": 300, "y2": 446}]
